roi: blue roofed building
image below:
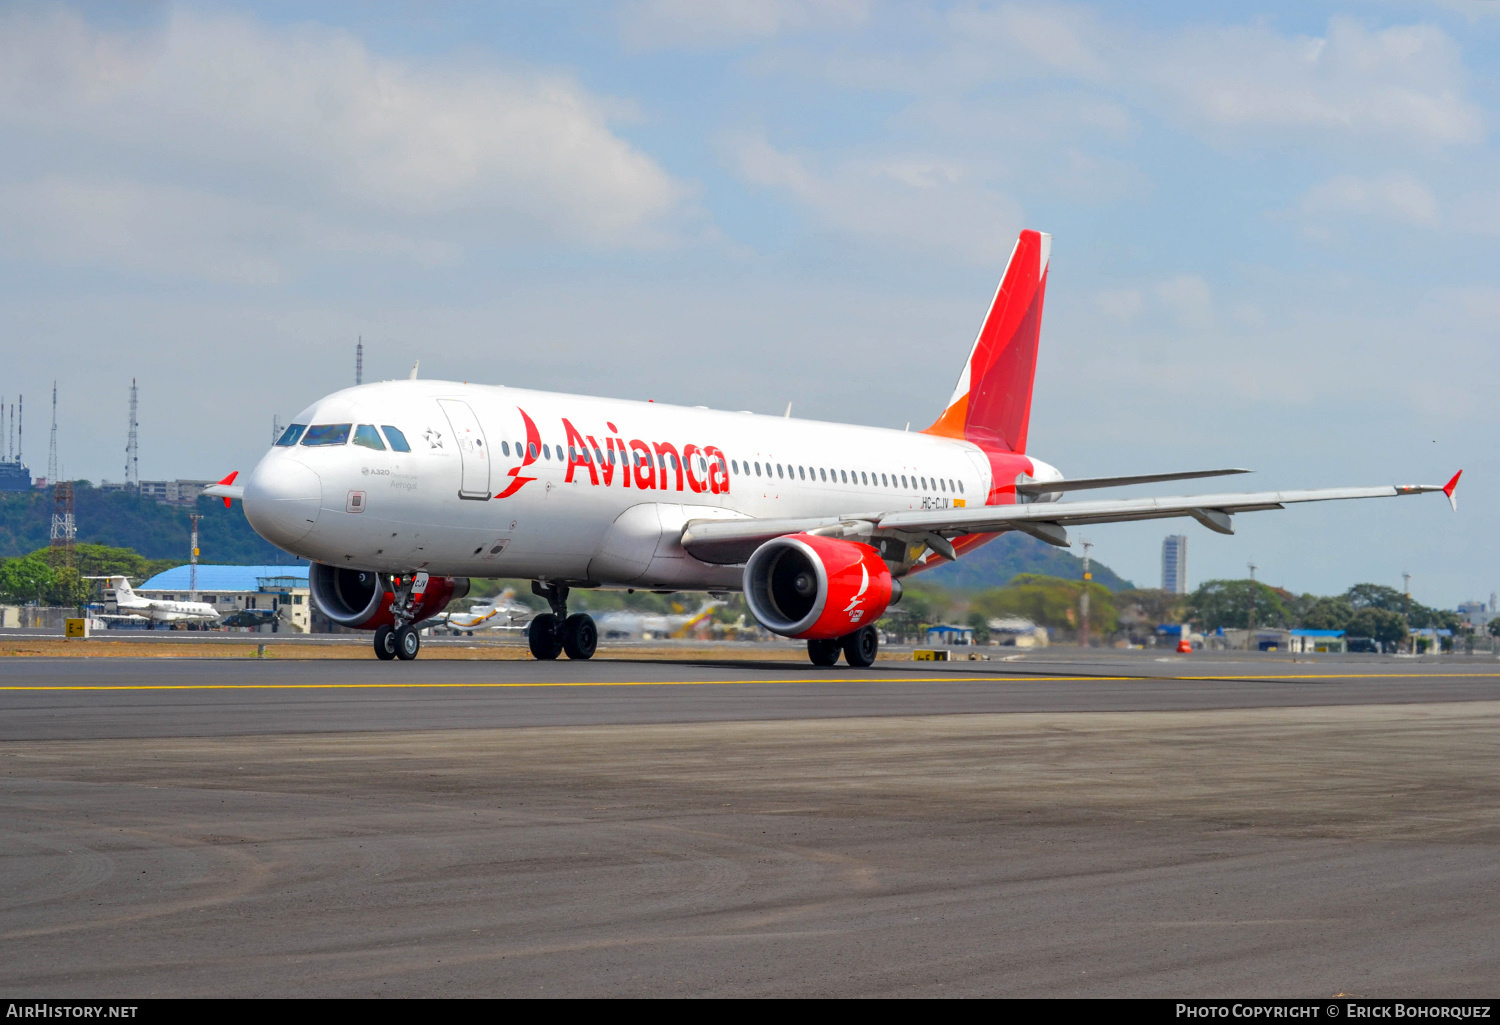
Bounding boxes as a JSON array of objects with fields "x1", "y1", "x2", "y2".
[{"x1": 134, "y1": 564, "x2": 312, "y2": 632}]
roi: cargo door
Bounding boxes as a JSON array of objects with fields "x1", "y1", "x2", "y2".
[{"x1": 437, "y1": 399, "x2": 491, "y2": 500}]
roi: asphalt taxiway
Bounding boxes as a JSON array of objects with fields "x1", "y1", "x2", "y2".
[{"x1": 2, "y1": 650, "x2": 1498, "y2": 996}]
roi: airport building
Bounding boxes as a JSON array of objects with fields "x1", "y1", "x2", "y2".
[
  {"x1": 97, "y1": 479, "x2": 220, "y2": 506},
  {"x1": 1458, "y1": 596, "x2": 1497, "y2": 633},
  {"x1": 1162, "y1": 535, "x2": 1188, "y2": 594},
  {"x1": 132, "y1": 564, "x2": 313, "y2": 632}
]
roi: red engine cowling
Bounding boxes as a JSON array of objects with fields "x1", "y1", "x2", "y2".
[
  {"x1": 743, "y1": 534, "x2": 897, "y2": 639},
  {"x1": 309, "y1": 564, "x2": 469, "y2": 629}
]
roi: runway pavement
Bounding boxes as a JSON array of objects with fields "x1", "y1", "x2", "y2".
[{"x1": 1, "y1": 650, "x2": 1498, "y2": 996}]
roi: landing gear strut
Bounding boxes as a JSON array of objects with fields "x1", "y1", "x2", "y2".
[
  {"x1": 528, "y1": 582, "x2": 597, "y2": 661},
  {"x1": 374, "y1": 574, "x2": 424, "y2": 661},
  {"x1": 805, "y1": 625, "x2": 879, "y2": 667}
]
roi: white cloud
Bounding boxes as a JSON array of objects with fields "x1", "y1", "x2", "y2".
[
  {"x1": 946, "y1": 3, "x2": 1109, "y2": 81},
  {"x1": 724, "y1": 133, "x2": 1022, "y2": 263},
  {"x1": 1147, "y1": 16, "x2": 1483, "y2": 147},
  {"x1": 0, "y1": 7, "x2": 691, "y2": 281},
  {"x1": 1094, "y1": 288, "x2": 1143, "y2": 321},
  {"x1": 1155, "y1": 275, "x2": 1214, "y2": 331},
  {"x1": 0, "y1": 177, "x2": 456, "y2": 285},
  {"x1": 619, "y1": 0, "x2": 869, "y2": 51},
  {"x1": 1300, "y1": 172, "x2": 1440, "y2": 227}
]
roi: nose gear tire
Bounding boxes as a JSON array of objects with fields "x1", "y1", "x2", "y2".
[
  {"x1": 395, "y1": 624, "x2": 420, "y2": 660},
  {"x1": 562, "y1": 614, "x2": 597, "y2": 660},
  {"x1": 842, "y1": 625, "x2": 878, "y2": 667},
  {"x1": 807, "y1": 638, "x2": 842, "y2": 666},
  {"x1": 528, "y1": 614, "x2": 562, "y2": 660},
  {"x1": 374, "y1": 625, "x2": 397, "y2": 660}
]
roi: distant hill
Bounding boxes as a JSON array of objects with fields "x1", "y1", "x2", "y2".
[
  {"x1": 916, "y1": 531, "x2": 1134, "y2": 592},
  {"x1": 0, "y1": 486, "x2": 300, "y2": 565}
]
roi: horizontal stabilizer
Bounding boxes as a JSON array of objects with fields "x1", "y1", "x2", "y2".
[{"x1": 1015, "y1": 468, "x2": 1250, "y2": 495}]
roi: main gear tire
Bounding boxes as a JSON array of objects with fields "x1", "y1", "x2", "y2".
[
  {"x1": 374, "y1": 624, "x2": 397, "y2": 660},
  {"x1": 395, "y1": 624, "x2": 421, "y2": 660},
  {"x1": 807, "y1": 638, "x2": 842, "y2": 667},
  {"x1": 562, "y1": 614, "x2": 598, "y2": 660},
  {"x1": 842, "y1": 625, "x2": 878, "y2": 668},
  {"x1": 528, "y1": 614, "x2": 562, "y2": 660}
]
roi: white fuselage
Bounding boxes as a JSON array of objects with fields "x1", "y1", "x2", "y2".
[
  {"x1": 115, "y1": 596, "x2": 220, "y2": 623},
  {"x1": 242, "y1": 380, "x2": 1063, "y2": 589}
]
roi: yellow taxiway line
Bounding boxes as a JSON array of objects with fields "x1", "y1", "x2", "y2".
[{"x1": 0, "y1": 671, "x2": 1496, "y2": 692}]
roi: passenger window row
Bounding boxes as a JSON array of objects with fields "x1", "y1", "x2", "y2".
[
  {"x1": 277, "y1": 422, "x2": 961, "y2": 495},
  {"x1": 727, "y1": 457, "x2": 963, "y2": 496}
]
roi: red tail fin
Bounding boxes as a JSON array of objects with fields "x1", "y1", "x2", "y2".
[{"x1": 925, "y1": 229, "x2": 1050, "y2": 452}]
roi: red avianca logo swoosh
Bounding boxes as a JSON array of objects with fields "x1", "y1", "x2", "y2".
[{"x1": 493, "y1": 408, "x2": 541, "y2": 499}]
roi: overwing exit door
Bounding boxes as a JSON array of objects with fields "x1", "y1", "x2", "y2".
[{"x1": 437, "y1": 399, "x2": 491, "y2": 500}]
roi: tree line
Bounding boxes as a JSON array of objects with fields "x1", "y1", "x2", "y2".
[
  {"x1": 876, "y1": 574, "x2": 1488, "y2": 647},
  {"x1": 0, "y1": 545, "x2": 177, "y2": 607}
]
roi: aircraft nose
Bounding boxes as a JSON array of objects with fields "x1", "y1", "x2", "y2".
[{"x1": 243, "y1": 457, "x2": 322, "y2": 548}]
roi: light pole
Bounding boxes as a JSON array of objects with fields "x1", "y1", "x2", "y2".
[
  {"x1": 1247, "y1": 561, "x2": 1258, "y2": 652},
  {"x1": 1079, "y1": 538, "x2": 1093, "y2": 648}
]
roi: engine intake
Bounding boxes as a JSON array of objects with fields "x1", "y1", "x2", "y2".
[
  {"x1": 309, "y1": 564, "x2": 469, "y2": 629},
  {"x1": 743, "y1": 534, "x2": 896, "y2": 639}
]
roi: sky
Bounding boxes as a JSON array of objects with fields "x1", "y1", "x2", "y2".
[{"x1": 0, "y1": 0, "x2": 1495, "y2": 606}]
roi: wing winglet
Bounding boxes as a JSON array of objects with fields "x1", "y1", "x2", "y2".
[
  {"x1": 1443, "y1": 469, "x2": 1462, "y2": 512},
  {"x1": 203, "y1": 471, "x2": 243, "y2": 508}
]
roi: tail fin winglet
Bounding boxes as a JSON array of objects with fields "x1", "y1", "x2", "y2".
[{"x1": 925, "y1": 229, "x2": 1050, "y2": 453}]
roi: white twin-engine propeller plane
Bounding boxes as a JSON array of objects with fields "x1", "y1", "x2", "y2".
[{"x1": 205, "y1": 230, "x2": 1462, "y2": 665}]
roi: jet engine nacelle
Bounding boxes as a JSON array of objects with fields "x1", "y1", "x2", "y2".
[
  {"x1": 743, "y1": 534, "x2": 898, "y2": 639},
  {"x1": 309, "y1": 564, "x2": 469, "y2": 630}
]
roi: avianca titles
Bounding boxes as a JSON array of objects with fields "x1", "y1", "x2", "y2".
[{"x1": 207, "y1": 230, "x2": 1462, "y2": 665}]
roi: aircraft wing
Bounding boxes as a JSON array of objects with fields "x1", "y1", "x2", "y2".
[{"x1": 680, "y1": 473, "x2": 1461, "y2": 564}]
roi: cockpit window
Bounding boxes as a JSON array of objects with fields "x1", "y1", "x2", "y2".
[
  {"x1": 275, "y1": 424, "x2": 306, "y2": 447},
  {"x1": 381, "y1": 426, "x2": 411, "y2": 452},
  {"x1": 353, "y1": 424, "x2": 386, "y2": 451},
  {"x1": 301, "y1": 424, "x2": 352, "y2": 447}
]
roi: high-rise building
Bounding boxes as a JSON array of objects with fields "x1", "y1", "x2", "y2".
[{"x1": 1162, "y1": 535, "x2": 1188, "y2": 594}]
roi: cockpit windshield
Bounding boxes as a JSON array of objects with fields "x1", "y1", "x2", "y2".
[
  {"x1": 381, "y1": 426, "x2": 411, "y2": 452},
  {"x1": 274, "y1": 424, "x2": 307, "y2": 447},
  {"x1": 352, "y1": 424, "x2": 386, "y2": 450},
  {"x1": 301, "y1": 424, "x2": 352, "y2": 447}
]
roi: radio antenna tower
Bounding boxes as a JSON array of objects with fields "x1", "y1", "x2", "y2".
[
  {"x1": 271, "y1": 414, "x2": 283, "y2": 446},
  {"x1": 125, "y1": 378, "x2": 139, "y2": 488},
  {"x1": 355, "y1": 337, "x2": 363, "y2": 386},
  {"x1": 46, "y1": 381, "x2": 58, "y2": 487}
]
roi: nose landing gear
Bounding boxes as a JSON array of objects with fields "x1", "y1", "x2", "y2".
[
  {"x1": 527, "y1": 582, "x2": 597, "y2": 660},
  {"x1": 373, "y1": 575, "x2": 426, "y2": 661}
]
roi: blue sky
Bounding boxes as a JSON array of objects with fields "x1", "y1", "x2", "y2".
[{"x1": 0, "y1": 1, "x2": 1495, "y2": 604}]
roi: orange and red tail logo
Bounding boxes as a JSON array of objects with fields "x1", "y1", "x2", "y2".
[{"x1": 925, "y1": 229, "x2": 1050, "y2": 455}]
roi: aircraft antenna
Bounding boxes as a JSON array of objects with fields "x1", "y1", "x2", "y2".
[
  {"x1": 356, "y1": 337, "x2": 363, "y2": 386},
  {"x1": 46, "y1": 381, "x2": 58, "y2": 487},
  {"x1": 125, "y1": 378, "x2": 139, "y2": 489}
]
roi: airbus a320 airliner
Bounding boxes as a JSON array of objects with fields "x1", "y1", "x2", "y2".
[{"x1": 206, "y1": 230, "x2": 1461, "y2": 665}]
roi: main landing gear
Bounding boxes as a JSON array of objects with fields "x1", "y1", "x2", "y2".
[
  {"x1": 806, "y1": 625, "x2": 878, "y2": 668},
  {"x1": 527, "y1": 581, "x2": 597, "y2": 661},
  {"x1": 373, "y1": 575, "x2": 424, "y2": 661}
]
